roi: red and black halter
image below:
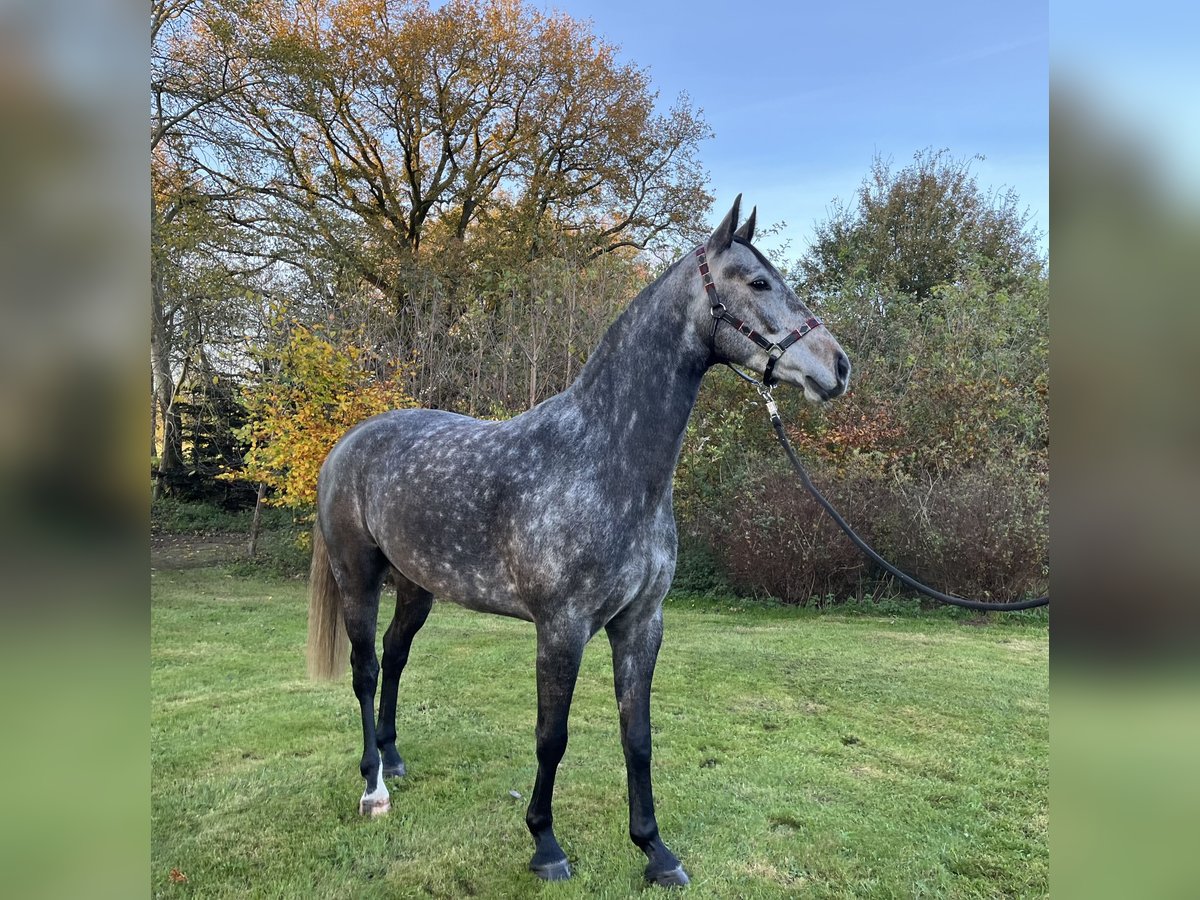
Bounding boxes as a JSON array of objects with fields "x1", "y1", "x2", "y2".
[{"x1": 695, "y1": 246, "x2": 821, "y2": 386}]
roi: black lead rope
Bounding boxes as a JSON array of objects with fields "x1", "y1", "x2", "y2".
[{"x1": 729, "y1": 366, "x2": 1049, "y2": 612}]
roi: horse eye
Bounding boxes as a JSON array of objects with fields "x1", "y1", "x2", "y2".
[{"x1": 749, "y1": 278, "x2": 770, "y2": 291}]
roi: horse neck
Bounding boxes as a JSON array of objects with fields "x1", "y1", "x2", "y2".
[{"x1": 565, "y1": 261, "x2": 709, "y2": 486}]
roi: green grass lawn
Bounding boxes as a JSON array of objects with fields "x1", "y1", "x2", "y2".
[{"x1": 151, "y1": 567, "x2": 1047, "y2": 899}]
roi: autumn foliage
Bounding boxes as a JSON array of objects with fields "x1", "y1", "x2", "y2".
[{"x1": 225, "y1": 323, "x2": 416, "y2": 509}]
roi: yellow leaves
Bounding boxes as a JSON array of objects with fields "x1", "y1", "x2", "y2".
[{"x1": 226, "y1": 324, "x2": 417, "y2": 510}]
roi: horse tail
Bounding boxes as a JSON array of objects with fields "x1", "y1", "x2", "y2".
[{"x1": 307, "y1": 517, "x2": 348, "y2": 680}]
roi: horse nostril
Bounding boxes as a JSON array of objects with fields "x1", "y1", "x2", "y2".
[{"x1": 835, "y1": 350, "x2": 850, "y2": 384}]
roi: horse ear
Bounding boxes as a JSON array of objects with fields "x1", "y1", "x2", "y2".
[
  {"x1": 707, "y1": 194, "x2": 742, "y2": 255},
  {"x1": 733, "y1": 206, "x2": 757, "y2": 243}
]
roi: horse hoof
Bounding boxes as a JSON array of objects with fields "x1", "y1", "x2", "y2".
[
  {"x1": 382, "y1": 762, "x2": 406, "y2": 778},
  {"x1": 530, "y1": 857, "x2": 572, "y2": 881},
  {"x1": 358, "y1": 796, "x2": 390, "y2": 817},
  {"x1": 646, "y1": 864, "x2": 690, "y2": 887}
]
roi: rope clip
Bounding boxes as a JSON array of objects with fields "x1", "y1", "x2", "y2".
[{"x1": 757, "y1": 383, "x2": 780, "y2": 423}]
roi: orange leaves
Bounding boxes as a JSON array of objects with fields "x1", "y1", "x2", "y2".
[
  {"x1": 217, "y1": 0, "x2": 709, "y2": 274},
  {"x1": 223, "y1": 324, "x2": 417, "y2": 510},
  {"x1": 820, "y1": 408, "x2": 906, "y2": 456}
]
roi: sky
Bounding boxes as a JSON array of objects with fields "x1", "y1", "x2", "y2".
[{"x1": 538, "y1": 0, "x2": 1049, "y2": 257}]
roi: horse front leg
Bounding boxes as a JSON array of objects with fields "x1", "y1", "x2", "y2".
[
  {"x1": 526, "y1": 620, "x2": 586, "y2": 881},
  {"x1": 606, "y1": 605, "x2": 689, "y2": 887}
]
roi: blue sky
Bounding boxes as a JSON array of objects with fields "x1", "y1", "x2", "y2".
[{"x1": 540, "y1": 0, "x2": 1048, "y2": 257}]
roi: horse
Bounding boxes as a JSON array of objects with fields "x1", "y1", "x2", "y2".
[{"x1": 306, "y1": 196, "x2": 851, "y2": 886}]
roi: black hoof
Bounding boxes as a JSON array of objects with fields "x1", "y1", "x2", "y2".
[
  {"x1": 530, "y1": 857, "x2": 572, "y2": 881},
  {"x1": 382, "y1": 762, "x2": 406, "y2": 778},
  {"x1": 646, "y1": 864, "x2": 690, "y2": 887}
]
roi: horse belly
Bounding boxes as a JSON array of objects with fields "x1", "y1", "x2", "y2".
[
  {"x1": 371, "y1": 486, "x2": 545, "y2": 620},
  {"x1": 371, "y1": 502, "x2": 535, "y2": 621},
  {"x1": 402, "y1": 554, "x2": 533, "y2": 621}
]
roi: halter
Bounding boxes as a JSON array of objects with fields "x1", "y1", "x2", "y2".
[{"x1": 695, "y1": 246, "x2": 822, "y2": 386}]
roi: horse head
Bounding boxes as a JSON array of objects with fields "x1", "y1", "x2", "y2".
[{"x1": 699, "y1": 196, "x2": 850, "y2": 403}]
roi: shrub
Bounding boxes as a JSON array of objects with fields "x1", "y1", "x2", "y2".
[
  {"x1": 223, "y1": 321, "x2": 417, "y2": 510},
  {"x1": 878, "y1": 461, "x2": 1049, "y2": 602},
  {"x1": 692, "y1": 456, "x2": 1047, "y2": 606},
  {"x1": 225, "y1": 526, "x2": 312, "y2": 579},
  {"x1": 152, "y1": 497, "x2": 252, "y2": 534},
  {"x1": 671, "y1": 533, "x2": 733, "y2": 596}
]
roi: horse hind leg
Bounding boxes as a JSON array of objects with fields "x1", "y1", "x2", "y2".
[
  {"x1": 326, "y1": 539, "x2": 391, "y2": 817},
  {"x1": 375, "y1": 570, "x2": 433, "y2": 779}
]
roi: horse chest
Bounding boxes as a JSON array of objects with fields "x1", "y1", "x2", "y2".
[{"x1": 501, "y1": 479, "x2": 673, "y2": 608}]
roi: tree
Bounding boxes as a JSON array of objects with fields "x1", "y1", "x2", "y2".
[
  {"x1": 151, "y1": 148, "x2": 257, "y2": 494},
  {"x1": 787, "y1": 148, "x2": 1049, "y2": 475},
  {"x1": 212, "y1": 0, "x2": 711, "y2": 296},
  {"x1": 151, "y1": 0, "x2": 264, "y2": 495},
  {"x1": 798, "y1": 148, "x2": 1044, "y2": 305},
  {"x1": 149, "y1": 0, "x2": 712, "y2": 504},
  {"x1": 225, "y1": 320, "x2": 417, "y2": 510}
]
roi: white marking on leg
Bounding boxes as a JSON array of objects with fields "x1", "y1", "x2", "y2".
[{"x1": 359, "y1": 757, "x2": 390, "y2": 816}]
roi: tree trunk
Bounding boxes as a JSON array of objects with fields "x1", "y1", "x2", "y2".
[
  {"x1": 247, "y1": 482, "x2": 267, "y2": 558},
  {"x1": 151, "y1": 247, "x2": 185, "y2": 497},
  {"x1": 151, "y1": 330, "x2": 185, "y2": 497}
]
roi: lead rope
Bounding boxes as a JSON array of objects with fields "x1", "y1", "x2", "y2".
[{"x1": 730, "y1": 368, "x2": 1049, "y2": 612}]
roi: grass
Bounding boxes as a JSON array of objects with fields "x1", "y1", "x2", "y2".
[{"x1": 151, "y1": 566, "x2": 1048, "y2": 898}]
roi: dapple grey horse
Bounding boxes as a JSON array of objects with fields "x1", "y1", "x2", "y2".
[{"x1": 307, "y1": 197, "x2": 850, "y2": 886}]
